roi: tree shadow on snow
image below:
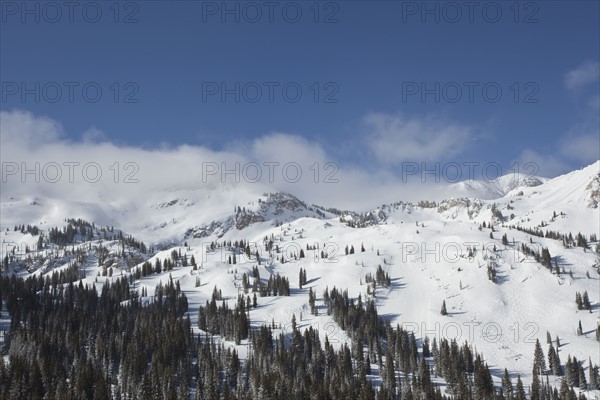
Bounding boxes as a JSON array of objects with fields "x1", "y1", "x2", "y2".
[
  {"x1": 390, "y1": 277, "x2": 406, "y2": 290},
  {"x1": 305, "y1": 277, "x2": 321, "y2": 285},
  {"x1": 553, "y1": 255, "x2": 572, "y2": 268},
  {"x1": 379, "y1": 313, "x2": 401, "y2": 322},
  {"x1": 494, "y1": 273, "x2": 510, "y2": 285}
]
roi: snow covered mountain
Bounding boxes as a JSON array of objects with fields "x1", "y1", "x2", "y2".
[
  {"x1": 1, "y1": 160, "x2": 599, "y2": 398},
  {"x1": 446, "y1": 173, "x2": 547, "y2": 200}
]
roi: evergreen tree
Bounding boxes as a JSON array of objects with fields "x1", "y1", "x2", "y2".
[
  {"x1": 533, "y1": 339, "x2": 546, "y2": 374},
  {"x1": 309, "y1": 287, "x2": 316, "y2": 315},
  {"x1": 502, "y1": 368, "x2": 513, "y2": 398},
  {"x1": 560, "y1": 377, "x2": 570, "y2": 398},
  {"x1": 588, "y1": 359, "x2": 599, "y2": 390},
  {"x1": 548, "y1": 344, "x2": 558, "y2": 375},
  {"x1": 578, "y1": 365, "x2": 587, "y2": 390},
  {"x1": 576, "y1": 292, "x2": 583, "y2": 309},
  {"x1": 530, "y1": 368, "x2": 541, "y2": 400},
  {"x1": 383, "y1": 349, "x2": 396, "y2": 394},
  {"x1": 582, "y1": 291, "x2": 591, "y2": 310},
  {"x1": 515, "y1": 375, "x2": 527, "y2": 400}
]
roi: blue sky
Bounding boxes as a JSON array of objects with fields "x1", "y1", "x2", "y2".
[{"x1": 1, "y1": 0, "x2": 599, "y2": 184}]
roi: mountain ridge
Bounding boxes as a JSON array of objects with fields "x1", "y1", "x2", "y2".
[{"x1": 1, "y1": 160, "x2": 599, "y2": 397}]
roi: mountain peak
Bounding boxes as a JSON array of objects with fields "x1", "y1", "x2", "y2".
[{"x1": 446, "y1": 172, "x2": 546, "y2": 200}]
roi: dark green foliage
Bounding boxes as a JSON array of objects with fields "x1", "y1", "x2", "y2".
[
  {"x1": 257, "y1": 273, "x2": 290, "y2": 296},
  {"x1": 1, "y1": 249, "x2": 596, "y2": 400},
  {"x1": 298, "y1": 268, "x2": 307, "y2": 289},
  {"x1": 198, "y1": 293, "x2": 249, "y2": 344},
  {"x1": 533, "y1": 339, "x2": 546, "y2": 374},
  {"x1": 0, "y1": 274, "x2": 191, "y2": 400},
  {"x1": 575, "y1": 291, "x2": 592, "y2": 310},
  {"x1": 365, "y1": 265, "x2": 391, "y2": 287}
]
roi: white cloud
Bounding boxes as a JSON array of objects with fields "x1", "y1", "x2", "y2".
[
  {"x1": 0, "y1": 110, "x2": 449, "y2": 212},
  {"x1": 539, "y1": 62, "x2": 600, "y2": 169},
  {"x1": 363, "y1": 112, "x2": 472, "y2": 165},
  {"x1": 560, "y1": 131, "x2": 600, "y2": 164},
  {"x1": 513, "y1": 125, "x2": 599, "y2": 177},
  {"x1": 248, "y1": 133, "x2": 328, "y2": 165},
  {"x1": 82, "y1": 127, "x2": 107, "y2": 143},
  {"x1": 242, "y1": 132, "x2": 444, "y2": 209},
  {"x1": 512, "y1": 149, "x2": 571, "y2": 178},
  {"x1": 559, "y1": 62, "x2": 600, "y2": 164},
  {"x1": 0, "y1": 109, "x2": 64, "y2": 149},
  {"x1": 2, "y1": 109, "x2": 594, "y2": 215},
  {"x1": 565, "y1": 61, "x2": 600, "y2": 92},
  {"x1": 0, "y1": 110, "x2": 250, "y2": 201}
]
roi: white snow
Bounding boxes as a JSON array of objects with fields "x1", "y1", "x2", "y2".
[{"x1": 1, "y1": 160, "x2": 599, "y2": 396}]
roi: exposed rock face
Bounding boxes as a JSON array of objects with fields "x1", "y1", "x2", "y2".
[
  {"x1": 504, "y1": 175, "x2": 545, "y2": 192},
  {"x1": 585, "y1": 173, "x2": 600, "y2": 208},
  {"x1": 184, "y1": 192, "x2": 326, "y2": 237},
  {"x1": 436, "y1": 198, "x2": 483, "y2": 219},
  {"x1": 235, "y1": 213, "x2": 265, "y2": 230},
  {"x1": 185, "y1": 219, "x2": 233, "y2": 239},
  {"x1": 234, "y1": 192, "x2": 317, "y2": 228}
]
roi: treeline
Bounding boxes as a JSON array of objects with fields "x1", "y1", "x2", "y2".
[
  {"x1": 519, "y1": 243, "x2": 558, "y2": 273},
  {"x1": 1, "y1": 271, "x2": 599, "y2": 399},
  {"x1": 240, "y1": 321, "x2": 379, "y2": 399},
  {"x1": 12, "y1": 224, "x2": 39, "y2": 236},
  {"x1": 511, "y1": 224, "x2": 596, "y2": 251},
  {"x1": 0, "y1": 274, "x2": 193, "y2": 400},
  {"x1": 365, "y1": 265, "x2": 391, "y2": 287},
  {"x1": 47, "y1": 219, "x2": 94, "y2": 245},
  {"x1": 197, "y1": 294, "x2": 249, "y2": 344},
  {"x1": 43, "y1": 219, "x2": 147, "y2": 254},
  {"x1": 240, "y1": 267, "x2": 290, "y2": 297},
  {"x1": 320, "y1": 286, "x2": 598, "y2": 400}
]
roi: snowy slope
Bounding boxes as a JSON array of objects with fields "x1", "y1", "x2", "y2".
[
  {"x1": 0, "y1": 183, "x2": 331, "y2": 246},
  {"x1": 1, "y1": 160, "x2": 599, "y2": 397},
  {"x1": 447, "y1": 172, "x2": 547, "y2": 200},
  {"x1": 495, "y1": 161, "x2": 600, "y2": 237}
]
